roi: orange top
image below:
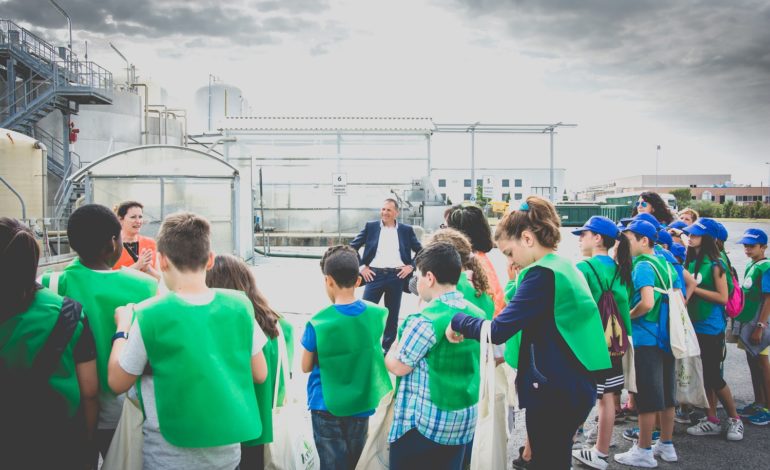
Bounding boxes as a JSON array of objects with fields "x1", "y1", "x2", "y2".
[
  {"x1": 475, "y1": 251, "x2": 506, "y2": 317},
  {"x1": 113, "y1": 235, "x2": 157, "y2": 270}
]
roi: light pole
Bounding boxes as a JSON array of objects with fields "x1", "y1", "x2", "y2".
[
  {"x1": 48, "y1": 0, "x2": 72, "y2": 53},
  {"x1": 468, "y1": 121, "x2": 479, "y2": 202},
  {"x1": 109, "y1": 42, "x2": 131, "y2": 88},
  {"x1": 765, "y1": 162, "x2": 770, "y2": 203},
  {"x1": 656, "y1": 145, "x2": 661, "y2": 188}
]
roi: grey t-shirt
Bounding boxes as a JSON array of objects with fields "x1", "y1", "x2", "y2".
[{"x1": 119, "y1": 291, "x2": 267, "y2": 470}]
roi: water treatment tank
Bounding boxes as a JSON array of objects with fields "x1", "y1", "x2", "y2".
[{"x1": 193, "y1": 83, "x2": 246, "y2": 133}]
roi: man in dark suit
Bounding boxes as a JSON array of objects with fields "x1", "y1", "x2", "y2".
[{"x1": 350, "y1": 198, "x2": 422, "y2": 351}]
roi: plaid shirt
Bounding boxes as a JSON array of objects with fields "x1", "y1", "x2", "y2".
[{"x1": 388, "y1": 291, "x2": 478, "y2": 446}]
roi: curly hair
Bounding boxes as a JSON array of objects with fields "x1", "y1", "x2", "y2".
[
  {"x1": 631, "y1": 192, "x2": 674, "y2": 225},
  {"x1": 425, "y1": 228, "x2": 490, "y2": 297}
]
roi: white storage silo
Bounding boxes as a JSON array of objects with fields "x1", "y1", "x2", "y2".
[{"x1": 193, "y1": 83, "x2": 245, "y2": 134}]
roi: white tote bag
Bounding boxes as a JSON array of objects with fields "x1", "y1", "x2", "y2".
[
  {"x1": 264, "y1": 323, "x2": 321, "y2": 470},
  {"x1": 647, "y1": 261, "x2": 701, "y2": 359},
  {"x1": 354, "y1": 390, "x2": 396, "y2": 470},
  {"x1": 622, "y1": 338, "x2": 637, "y2": 394},
  {"x1": 675, "y1": 356, "x2": 710, "y2": 409},
  {"x1": 102, "y1": 396, "x2": 144, "y2": 470},
  {"x1": 470, "y1": 321, "x2": 508, "y2": 470}
]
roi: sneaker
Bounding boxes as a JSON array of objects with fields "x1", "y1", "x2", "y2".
[
  {"x1": 572, "y1": 446, "x2": 608, "y2": 470},
  {"x1": 512, "y1": 446, "x2": 531, "y2": 469},
  {"x1": 614, "y1": 444, "x2": 658, "y2": 468},
  {"x1": 747, "y1": 409, "x2": 770, "y2": 426},
  {"x1": 674, "y1": 407, "x2": 693, "y2": 424},
  {"x1": 652, "y1": 441, "x2": 678, "y2": 462},
  {"x1": 614, "y1": 411, "x2": 628, "y2": 425},
  {"x1": 738, "y1": 402, "x2": 762, "y2": 418},
  {"x1": 687, "y1": 417, "x2": 722, "y2": 436},
  {"x1": 622, "y1": 427, "x2": 660, "y2": 444},
  {"x1": 727, "y1": 417, "x2": 745, "y2": 441}
]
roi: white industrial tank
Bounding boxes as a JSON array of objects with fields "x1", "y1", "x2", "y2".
[{"x1": 193, "y1": 83, "x2": 245, "y2": 133}]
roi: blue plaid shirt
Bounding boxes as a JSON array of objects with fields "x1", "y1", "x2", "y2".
[{"x1": 388, "y1": 291, "x2": 478, "y2": 446}]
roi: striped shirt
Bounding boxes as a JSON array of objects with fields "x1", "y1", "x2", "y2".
[{"x1": 388, "y1": 291, "x2": 478, "y2": 446}]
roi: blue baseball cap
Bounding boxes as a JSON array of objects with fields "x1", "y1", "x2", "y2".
[
  {"x1": 669, "y1": 220, "x2": 688, "y2": 231},
  {"x1": 618, "y1": 217, "x2": 633, "y2": 228},
  {"x1": 634, "y1": 212, "x2": 662, "y2": 228},
  {"x1": 716, "y1": 222, "x2": 728, "y2": 242},
  {"x1": 738, "y1": 228, "x2": 768, "y2": 246},
  {"x1": 571, "y1": 216, "x2": 620, "y2": 239},
  {"x1": 622, "y1": 220, "x2": 658, "y2": 242},
  {"x1": 683, "y1": 217, "x2": 720, "y2": 239},
  {"x1": 657, "y1": 229, "x2": 673, "y2": 247},
  {"x1": 670, "y1": 242, "x2": 687, "y2": 261}
]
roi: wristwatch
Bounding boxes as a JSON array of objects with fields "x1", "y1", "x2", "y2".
[
  {"x1": 756, "y1": 322, "x2": 768, "y2": 329},
  {"x1": 112, "y1": 331, "x2": 129, "y2": 343}
]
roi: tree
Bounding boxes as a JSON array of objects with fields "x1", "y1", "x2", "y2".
[{"x1": 670, "y1": 188, "x2": 692, "y2": 209}]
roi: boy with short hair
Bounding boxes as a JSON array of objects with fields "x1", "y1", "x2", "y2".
[
  {"x1": 301, "y1": 245, "x2": 392, "y2": 470},
  {"x1": 386, "y1": 242, "x2": 485, "y2": 470},
  {"x1": 107, "y1": 212, "x2": 268, "y2": 470},
  {"x1": 736, "y1": 229, "x2": 770, "y2": 424},
  {"x1": 41, "y1": 204, "x2": 158, "y2": 459}
]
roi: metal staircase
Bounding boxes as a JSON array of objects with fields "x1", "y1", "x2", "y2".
[{"x1": 33, "y1": 126, "x2": 84, "y2": 219}]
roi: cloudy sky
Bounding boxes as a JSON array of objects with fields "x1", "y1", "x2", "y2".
[{"x1": 3, "y1": 0, "x2": 770, "y2": 189}]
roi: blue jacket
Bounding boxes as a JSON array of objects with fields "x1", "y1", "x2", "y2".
[{"x1": 350, "y1": 221, "x2": 422, "y2": 267}]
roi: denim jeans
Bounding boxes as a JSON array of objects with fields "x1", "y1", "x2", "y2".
[
  {"x1": 363, "y1": 268, "x2": 405, "y2": 351},
  {"x1": 311, "y1": 410, "x2": 368, "y2": 470},
  {"x1": 389, "y1": 428, "x2": 466, "y2": 470}
]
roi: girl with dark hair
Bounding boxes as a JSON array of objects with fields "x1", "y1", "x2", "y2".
[
  {"x1": 113, "y1": 200, "x2": 160, "y2": 279},
  {"x1": 447, "y1": 196, "x2": 611, "y2": 469},
  {"x1": 0, "y1": 218, "x2": 98, "y2": 468},
  {"x1": 446, "y1": 204, "x2": 506, "y2": 316},
  {"x1": 682, "y1": 218, "x2": 743, "y2": 441},
  {"x1": 206, "y1": 254, "x2": 294, "y2": 470},
  {"x1": 631, "y1": 192, "x2": 674, "y2": 226}
]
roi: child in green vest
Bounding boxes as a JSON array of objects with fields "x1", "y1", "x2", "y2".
[
  {"x1": 107, "y1": 212, "x2": 269, "y2": 470},
  {"x1": 386, "y1": 241, "x2": 485, "y2": 470},
  {"x1": 40, "y1": 204, "x2": 158, "y2": 460},
  {"x1": 206, "y1": 253, "x2": 295, "y2": 470},
  {"x1": 0, "y1": 217, "x2": 98, "y2": 469},
  {"x1": 682, "y1": 218, "x2": 743, "y2": 441},
  {"x1": 301, "y1": 245, "x2": 392, "y2": 470},
  {"x1": 571, "y1": 216, "x2": 633, "y2": 470},
  {"x1": 736, "y1": 229, "x2": 770, "y2": 424},
  {"x1": 447, "y1": 197, "x2": 610, "y2": 469},
  {"x1": 616, "y1": 219, "x2": 678, "y2": 467}
]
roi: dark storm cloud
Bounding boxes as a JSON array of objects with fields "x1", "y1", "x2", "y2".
[
  {"x1": 449, "y1": 0, "x2": 770, "y2": 130},
  {"x1": 0, "y1": 0, "x2": 329, "y2": 45}
]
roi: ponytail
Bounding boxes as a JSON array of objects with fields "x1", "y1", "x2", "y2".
[
  {"x1": 467, "y1": 255, "x2": 490, "y2": 298},
  {"x1": 613, "y1": 234, "x2": 633, "y2": 287}
]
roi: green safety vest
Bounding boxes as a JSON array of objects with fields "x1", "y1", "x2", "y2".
[
  {"x1": 632, "y1": 254, "x2": 673, "y2": 323},
  {"x1": 457, "y1": 271, "x2": 494, "y2": 320},
  {"x1": 686, "y1": 258, "x2": 725, "y2": 322},
  {"x1": 401, "y1": 297, "x2": 485, "y2": 411},
  {"x1": 136, "y1": 290, "x2": 261, "y2": 447},
  {"x1": 42, "y1": 258, "x2": 157, "y2": 393},
  {"x1": 517, "y1": 253, "x2": 611, "y2": 371},
  {"x1": 0, "y1": 288, "x2": 83, "y2": 415},
  {"x1": 738, "y1": 259, "x2": 770, "y2": 323},
  {"x1": 502, "y1": 279, "x2": 521, "y2": 368},
  {"x1": 309, "y1": 302, "x2": 392, "y2": 417},
  {"x1": 245, "y1": 317, "x2": 294, "y2": 446},
  {"x1": 576, "y1": 258, "x2": 633, "y2": 334}
]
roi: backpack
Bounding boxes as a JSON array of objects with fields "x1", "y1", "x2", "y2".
[
  {"x1": 724, "y1": 255, "x2": 745, "y2": 318},
  {"x1": 585, "y1": 261, "x2": 629, "y2": 358},
  {"x1": 0, "y1": 295, "x2": 87, "y2": 468}
]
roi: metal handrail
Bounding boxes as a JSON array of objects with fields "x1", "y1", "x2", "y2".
[{"x1": 0, "y1": 77, "x2": 55, "y2": 117}]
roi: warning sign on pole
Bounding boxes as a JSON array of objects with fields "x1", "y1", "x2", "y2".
[
  {"x1": 482, "y1": 176, "x2": 495, "y2": 198},
  {"x1": 332, "y1": 173, "x2": 347, "y2": 195}
]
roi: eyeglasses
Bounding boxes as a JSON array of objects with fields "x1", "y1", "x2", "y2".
[{"x1": 635, "y1": 201, "x2": 649, "y2": 208}]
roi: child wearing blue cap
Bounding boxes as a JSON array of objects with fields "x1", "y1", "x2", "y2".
[
  {"x1": 614, "y1": 219, "x2": 679, "y2": 468},
  {"x1": 735, "y1": 228, "x2": 770, "y2": 425},
  {"x1": 570, "y1": 217, "x2": 633, "y2": 470},
  {"x1": 683, "y1": 218, "x2": 744, "y2": 441}
]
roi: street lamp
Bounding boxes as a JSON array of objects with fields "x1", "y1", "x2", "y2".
[{"x1": 48, "y1": 0, "x2": 72, "y2": 52}]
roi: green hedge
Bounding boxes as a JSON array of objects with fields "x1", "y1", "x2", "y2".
[{"x1": 684, "y1": 200, "x2": 770, "y2": 219}]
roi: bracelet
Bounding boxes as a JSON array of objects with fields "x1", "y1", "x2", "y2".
[{"x1": 756, "y1": 322, "x2": 768, "y2": 329}]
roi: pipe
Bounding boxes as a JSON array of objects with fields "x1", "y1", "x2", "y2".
[
  {"x1": 0, "y1": 175, "x2": 27, "y2": 220},
  {"x1": 253, "y1": 247, "x2": 322, "y2": 259},
  {"x1": 109, "y1": 42, "x2": 130, "y2": 88},
  {"x1": 131, "y1": 83, "x2": 149, "y2": 144},
  {"x1": 49, "y1": 0, "x2": 72, "y2": 52},
  {"x1": 166, "y1": 109, "x2": 188, "y2": 146},
  {"x1": 205, "y1": 136, "x2": 237, "y2": 156}
]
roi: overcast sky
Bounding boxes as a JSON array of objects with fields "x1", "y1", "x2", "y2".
[{"x1": 3, "y1": 0, "x2": 769, "y2": 189}]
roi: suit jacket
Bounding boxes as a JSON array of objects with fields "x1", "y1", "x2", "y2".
[{"x1": 350, "y1": 221, "x2": 422, "y2": 268}]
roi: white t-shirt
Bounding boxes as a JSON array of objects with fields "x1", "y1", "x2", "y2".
[{"x1": 119, "y1": 290, "x2": 267, "y2": 470}]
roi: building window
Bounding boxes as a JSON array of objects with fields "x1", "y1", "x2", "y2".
[
  {"x1": 514, "y1": 179, "x2": 522, "y2": 187},
  {"x1": 476, "y1": 179, "x2": 483, "y2": 187},
  {"x1": 463, "y1": 179, "x2": 471, "y2": 188},
  {"x1": 441, "y1": 193, "x2": 447, "y2": 202},
  {"x1": 514, "y1": 193, "x2": 523, "y2": 200},
  {"x1": 463, "y1": 193, "x2": 472, "y2": 201},
  {"x1": 438, "y1": 179, "x2": 446, "y2": 188},
  {"x1": 502, "y1": 179, "x2": 510, "y2": 188},
  {"x1": 502, "y1": 193, "x2": 510, "y2": 202}
]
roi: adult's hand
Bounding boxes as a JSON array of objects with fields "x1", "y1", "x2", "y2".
[
  {"x1": 397, "y1": 264, "x2": 414, "y2": 279},
  {"x1": 361, "y1": 266, "x2": 376, "y2": 283}
]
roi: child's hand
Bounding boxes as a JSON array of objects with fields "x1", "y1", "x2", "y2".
[
  {"x1": 114, "y1": 304, "x2": 134, "y2": 332},
  {"x1": 507, "y1": 262, "x2": 520, "y2": 281},
  {"x1": 751, "y1": 325, "x2": 763, "y2": 345},
  {"x1": 445, "y1": 324, "x2": 464, "y2": 343}
]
